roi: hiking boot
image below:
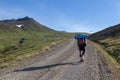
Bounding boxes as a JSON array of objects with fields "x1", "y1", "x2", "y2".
[
  {"x1": 80, "y1": 59, "x2": 84, "y2": 62},
  {"x1": 80, "y1": 58, "x2": 84, "y2": 62}
]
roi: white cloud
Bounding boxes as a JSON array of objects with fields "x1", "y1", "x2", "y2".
[
  {"x1": 51, "y1": 15, "x2": 93, "y2": 33},
  {"x1": 67, "y1": 24, "x2": 90, "y2": 32},
  {"x1": 55, "y1": 22, "x2": 91, "y2": 32},
  {"x1": 60, "y1": 23, "x2": 92, "y2": 32}
]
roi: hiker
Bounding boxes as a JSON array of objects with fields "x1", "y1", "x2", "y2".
[
  {"x1": 74, "y1": 34, "x2": 87, "y2": 62},
  {"x1": 19, "y1": 38, "x2": 25, "y2": 47}
]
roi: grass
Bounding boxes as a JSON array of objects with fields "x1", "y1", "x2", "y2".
[
  {"x1": 0, "y1": 29, "x2": 73, "y2": 69},
  {"x1": 90, "y1": 40, "x2": 120, "y2": 80},
  {"x1": 98, "y1": 38, "x2": 120, "y2": 64}
]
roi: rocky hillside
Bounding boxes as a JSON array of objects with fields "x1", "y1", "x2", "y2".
[{"x1": 89, "y1": 24, "x2": 120, "y2": 64}]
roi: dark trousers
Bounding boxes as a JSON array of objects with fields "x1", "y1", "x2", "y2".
[{"x1": 78, "y1": 46, "x2": 85, "y2": 57}]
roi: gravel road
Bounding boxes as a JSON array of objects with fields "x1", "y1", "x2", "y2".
[{"x1": 0, "y1": 39, "x2": 112, "y2": 80}]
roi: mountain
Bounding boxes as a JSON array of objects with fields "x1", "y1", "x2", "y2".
[
  {"x1": 0, "y1": 16, "x2": 55, "y2": 32},
  {"x1": 0, "y1": 17, "x2": 71, "y2": 69},
  {"x1": 89, "y1": 24, "x2": 120, "y2": 40},
  {"x1": 89, "y1": 24, "x2": 120, "y2": 64}
]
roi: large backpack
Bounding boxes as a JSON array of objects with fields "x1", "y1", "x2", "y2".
[
  {"x1": 74, "y1": 34, "x2": 87, "y2": 46},
  {"x1": 75, "y1": 34, "x2": 88, "y2": 39},
  {"x1": 78, "y1": 39, "x2": 86, "y2": 46}
]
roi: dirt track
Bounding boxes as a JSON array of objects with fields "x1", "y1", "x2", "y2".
[{"x1": 0, "y1": 39, "x2": 112, "y2": 80}]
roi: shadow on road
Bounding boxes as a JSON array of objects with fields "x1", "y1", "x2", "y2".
[{"x1": 14, "y1": 61, "x2": 81, "y2": 72}]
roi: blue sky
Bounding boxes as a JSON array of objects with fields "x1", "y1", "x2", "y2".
[{"x1": 0, "y1": 0, "x2": 120, "y2": 33}]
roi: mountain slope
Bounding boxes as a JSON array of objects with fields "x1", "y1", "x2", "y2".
[
  {"x1": 0, "y1": 16, "x2": 55, "y2": 32},
  {"x1": 89, "y1": 24, "x2": 120, "y2": 79},
  {"x1": 0, "y1": 17, "x2": 71, "y2": 69},
  {"x1": 89, "y1": 24, "x2": 120, "y2": 40},
  {"x1": 89, "y1": 24, "x2": 120, "y2": 63}
]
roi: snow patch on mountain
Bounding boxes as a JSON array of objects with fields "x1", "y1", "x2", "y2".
[{"x1": 16, "y1": 24, "x2": 24, "y2": 28}]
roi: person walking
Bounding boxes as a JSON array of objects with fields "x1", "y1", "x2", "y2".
[{"x1": 75, "y1": 34, "x2": 87, "y2": 62}]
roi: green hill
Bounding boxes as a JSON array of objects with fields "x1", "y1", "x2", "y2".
[
  {"x1": 0, "y1": 17, "x2": 71, "y2": 68},
  {"x1": 89, "y1": 24, "x2": 120, "y2": 64}
]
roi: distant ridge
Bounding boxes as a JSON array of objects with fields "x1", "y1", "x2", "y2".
[
  {"x1": 16, "y1": 16, "x2": 32, "y2": 21},
  {"x1": 0, "y1": 16, "x2": 55, "y2": 32},
  {"x1": 89, "y1": 24, "x2": 120, "y2": 40}
]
